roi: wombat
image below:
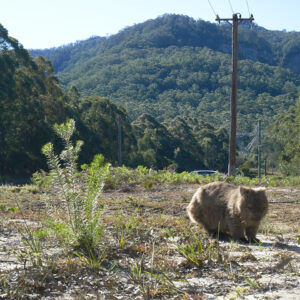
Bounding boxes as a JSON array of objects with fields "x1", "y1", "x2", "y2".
[{"x1": 187, "y1": 182, "x2": 268, "y2": 242}]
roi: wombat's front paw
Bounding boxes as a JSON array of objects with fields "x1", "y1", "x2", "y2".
[
  {"x1": 238, "y1": 237, "x2": 249, "y2": 244},
  {"x1": 212, "y1": 232, "x2": 231, "y2": 241}
]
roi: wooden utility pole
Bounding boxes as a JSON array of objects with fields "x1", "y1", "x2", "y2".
[
  {"x1": 216, "y1": 13, "x2": 254, "y2": 176},
  {"x1": 117, "y1": 114, "x2": 122, "y2": 166}
]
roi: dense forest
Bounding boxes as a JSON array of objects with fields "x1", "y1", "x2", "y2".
[
  {"x1": 0, "y1": 24, "x2": 68, "y2": 176},
  {"x1": 0, "y1": 22, "x2": 229, "y2": 177},
  {"x1": 264, "y1": 98, "x2": 300, "y2": 175},
  {"x1": 31, "y1": 14, "x2": 300, "y2": 132},
  {"x1": 1, "y1": 15, "x2": 300, "y2": 178}
]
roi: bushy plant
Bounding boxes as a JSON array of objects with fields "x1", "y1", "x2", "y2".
[
  {"x1": 238, "y1": 162, "x2": 257, "y2": 178},
  {"x1": 41, "y1": 119, "x2": 108, "y2": 251}
]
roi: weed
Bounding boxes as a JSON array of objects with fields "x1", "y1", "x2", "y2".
[
  {"x1": 13, "y1": 201, "x2": 43, "y2": 268},
  {"x1": 112, "y1": 208, "x2": 141, "y2": 248},
  {"x1": 0, "y1": 274, "x2": 9, "y2": 293},
  {"x1": 74, "y1": 248, "x2": 107, "y2": 269},
  {"x1": 145, "y1": 267, "x2": 184, "y2": 297},
  {"x1": 234, "y1": 286, "x2": 248, "y2": 298},
  {"x1": 245, "y1": 276, "x2": 261, "y2": 290},
  {"x1": 34, "y1": 217, "x2": 73, "y2": 244},
  {"x1": 128, "y1": 254, "x2": 182, "y2": 298},
  {"x1": 165, "y1": 223, "x2": 223, "y2": 267},
  {"x1": 0, "y1": 205, "x2": 18, "y2": 212},
  {"x1": 129, "y1": 254, "x2": 145, "y2": 282},
  {"x1": 126, "y1": 195, "x2": 144, "y2": 208},
  {"x1": 143, "y1": 178, "x2": 155, "y2": 190},
  {"x1": 13, "y1": 247, "x2": 42, "y2": 269},
  {"x1": 41, "y1": 119, "x2": 107, "y2": 252}
]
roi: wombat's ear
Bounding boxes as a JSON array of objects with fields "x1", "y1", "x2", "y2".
[{"x1": 239, "y1": 186, "x2": 250, "y2": 196}]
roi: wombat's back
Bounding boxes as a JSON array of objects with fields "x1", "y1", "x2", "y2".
[{"x1": 187, "y1": 182, "x2": 238, "y2": 232}]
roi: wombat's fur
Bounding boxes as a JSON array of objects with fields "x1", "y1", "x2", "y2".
[{"x1": 187, "y1": 182, "x2": 268, "y2": 242}]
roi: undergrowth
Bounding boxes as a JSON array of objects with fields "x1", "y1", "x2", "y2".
[{"x1": 33, "y1": 162, "x2": 300, "y2": 190}]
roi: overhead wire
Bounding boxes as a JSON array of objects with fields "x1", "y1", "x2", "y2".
[
  {"x1": 207, "y1": 0, "x2": 218, "y2": 18},
  {"x1": 245, "y1": 0, "x2": 251, "y2": 17},
  {"x1": 227, "y1": 0, "x2": 234, "y2": 14}
]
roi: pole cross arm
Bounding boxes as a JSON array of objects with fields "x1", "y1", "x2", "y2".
[{"x1": 216, "y1": 14, "x2": 254, "y2": 23}]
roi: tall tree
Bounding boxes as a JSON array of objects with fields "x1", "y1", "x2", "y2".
[{"x1": 0, "y1": 24, "x2": 68, "y2": 176}]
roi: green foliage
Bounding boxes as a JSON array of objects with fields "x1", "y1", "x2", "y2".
[
  {"x1": 265, "y1": 98, "x2": 300, "y2": 175},
  {"x1": 100, "y1": 164, "x2": 300, "y2": 187},
  {"x1": 112, "y1": 208, "x2": 141, "y2": 249},
  {"x1": 31, "y1": 15, "x2": 300, "y2": 132},
  {"x1": 165, "y1": 221, "x2": 222, "y2": 267},
  {"x1": 41, "y1": 119, "x2": 107, "y2": 251},
  {"x1": 237, "y1": 161, "x2": 257, "y2": 178},
  {"x1": 2, "y1": 18, "x2": 300, "y2": 177},
  {"x1": 0, "y1": 204, "x2": 18, "y2": 212},
  {"x1": 0, "y1": 24, "x2": 70, "y2": 177},
  {"x1": 76, "y1": 96, "x2": 138, "y2": 166},
  {"x1": 132, "y1": 114, "x2": 228, "y2": 172},
  {"x1": 31, "y1": 170, "x2": 53, "y2": 188},
  {"x1": 34, "y1": 217, "x2": 73, "y2": 242}
]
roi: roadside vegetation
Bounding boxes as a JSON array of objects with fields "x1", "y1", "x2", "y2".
[{"x1": 0, "y1": 120, "x2": 299, "y2": 299}]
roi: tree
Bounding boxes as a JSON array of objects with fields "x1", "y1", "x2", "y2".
[
  {"x1": 265, "y1": 97, "x2": 300, "y2": 175},
  {"x1": 0, "y1": 24, "x2": 68, "y2": 176}
]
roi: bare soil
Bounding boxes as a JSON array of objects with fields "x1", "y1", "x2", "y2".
[{"x1": 0, "y1": 183, "x2": 299, "y2": 299}]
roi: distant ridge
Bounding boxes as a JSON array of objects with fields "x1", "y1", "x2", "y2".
[{"x1": 30, "y1": 14, "x2": 300, "y2": 130}]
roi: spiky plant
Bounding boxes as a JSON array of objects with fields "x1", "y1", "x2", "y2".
[{"x1": 42, "y1": 119, "x2": 107, "y2": 251}]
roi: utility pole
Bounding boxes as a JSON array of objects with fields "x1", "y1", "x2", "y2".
[
  {"x1": 216, "y1": 13, "x2": 254, "y2": 176},
  {"x1": 257, "y1": 119, "x2": 262, "y2": 178},
  {"x1": 117, "y1": 114, "x2": 122, "y2": 166}
]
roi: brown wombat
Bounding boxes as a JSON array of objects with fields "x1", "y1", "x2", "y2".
[{"x1": 187, "y1": 182, "x2": 268, "y2": 242}]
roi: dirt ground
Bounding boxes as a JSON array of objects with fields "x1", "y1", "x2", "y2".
[{"x1": 0, "y1": 183, "x2": 299, "y2": 299}]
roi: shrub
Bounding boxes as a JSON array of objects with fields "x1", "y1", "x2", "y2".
[{"x1": 41, "y1": 119, "x2": 108, "y2": 251}]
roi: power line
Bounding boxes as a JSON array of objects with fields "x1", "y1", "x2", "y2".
[
  {"x1": 215, "y1": 13, "x2": 254, "y2": 176},
  {"x1": 245, "y1": 0, "x2": 251, "y2": 17},
  {"x1": 228, "y1": 0, "x2": 234, "y2": 14},
  {"x1": 207, "y1": 0, "x2": 217, "y2": 18}
]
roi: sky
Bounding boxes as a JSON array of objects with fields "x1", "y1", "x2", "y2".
[{"x1": 1, "y1": 0, "x2": 300, "y2": 49}]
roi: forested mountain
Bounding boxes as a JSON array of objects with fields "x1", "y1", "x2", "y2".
[
  {"x1": 31, "y1": 14, "x2": 300, "y2": 131},
  {"x1": 31, "y1": 14, "x2": 300, "y2": 73},
  {"x1": 1, "y1": 22, "x2": 230, "y2": 177},
  {"x1": 2, "y1": 15, "x2": 300, "y2": 178}
]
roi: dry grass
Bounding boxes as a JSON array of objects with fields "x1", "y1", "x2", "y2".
[{"x1": 0, "y1": 183, "x2": 299, "y2": 299}]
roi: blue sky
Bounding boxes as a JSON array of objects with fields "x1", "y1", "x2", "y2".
[{"x1": 1, "y1": 0, "x2": 300, "y2": 49}]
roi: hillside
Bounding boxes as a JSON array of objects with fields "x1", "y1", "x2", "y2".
[
  {"x1": 1, "y1": 21, "x2": 233, "y2": 176},
  {"x1": 0, "y1": 24, "x2": 70, "y2": 176},
  {"x1": 31, "y1": 14, "x2": 300, "y2": 131}
]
